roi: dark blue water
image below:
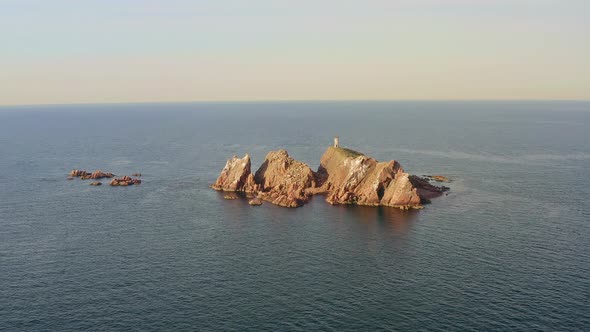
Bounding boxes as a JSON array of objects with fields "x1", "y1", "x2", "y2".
[{"x1": 1, "y1": 101, "x2": 589, "y2": 331}]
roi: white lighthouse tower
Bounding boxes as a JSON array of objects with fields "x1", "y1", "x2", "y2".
[{"x1": 334, "y1": 136, "x2": 340, "y2": 148}]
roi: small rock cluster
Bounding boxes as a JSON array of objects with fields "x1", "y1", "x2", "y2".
[
  {"x1": 69, "y1": 169, "x2": 114, "y2": 180},
  {"x1": 68, "y1": 169, "x2": 141, "y2": 186}
]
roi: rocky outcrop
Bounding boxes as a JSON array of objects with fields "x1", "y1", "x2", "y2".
[
  {"x1": 70, "y1": 169, "x2": 91, "y2": 179},
  {"x1": 210, "y1": 150, "x2": 315, "y2": 207},
  {"x1": 69, "y1": 169, "x2": 114, "y2": 180},
  {"x1": 212, "y1": 146, "x2": 448, "y2": 209},
  {"x1": 110, "y1": 176, "x2": 141, "y2": 186},
  {"x1": 254, "y1": 150, "x2": 317, "y2": 207},
  {"x1": 318, "y1": 147, "x2": 402, "y2": 206},
  {"x1": 70, "y1": 169, "x2": 88, "y2": 177},
  {"x1": 68, "y1": 169, "x2": 143, "y2": 187},
  {"x1": 90, "y1": 170, "x2": 114, "y2": 179},
  {"x1": 379, "y1": 172, "x2": 421, "y2": 207},
  {"x1": 210, "y1": 154, "x2": 258, "y2": 193},
  {"x1": 316, "y1": 147, "x2": 446, "y2": 208},
  {"x1": 410, "y1": 175, "x2": 449, "y2": 200}
]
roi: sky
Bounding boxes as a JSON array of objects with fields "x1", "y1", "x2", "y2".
[{"x1": 1, "y1": 0, "x2": 589, "y2": 105}]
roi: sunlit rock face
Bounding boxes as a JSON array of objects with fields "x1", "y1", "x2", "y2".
[{"x1": 210, "y1": 154, "x2": 258, "y2": 193}]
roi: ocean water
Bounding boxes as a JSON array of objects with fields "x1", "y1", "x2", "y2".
[{"x1": 0, "y1": 101, "x2": 589, "y2": 331}]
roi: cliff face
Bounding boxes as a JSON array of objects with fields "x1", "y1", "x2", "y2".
[{"x1": 211, "y1": 146, "x2": 447, "y2": 209}]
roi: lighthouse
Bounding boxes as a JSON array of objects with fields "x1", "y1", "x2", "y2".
[{"x1": 334, "y1": 136, "x2": 339, "y2": 148}]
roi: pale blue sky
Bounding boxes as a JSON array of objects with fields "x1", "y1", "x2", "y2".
[{"x1": 1, "y1": 0, "x2": 589, "y2": 105}]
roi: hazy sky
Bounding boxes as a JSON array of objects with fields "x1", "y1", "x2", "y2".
[{"x1": 1, "y1": 0, "x2": 589, "y2": 105}]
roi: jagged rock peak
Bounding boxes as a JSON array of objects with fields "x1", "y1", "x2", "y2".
[{"x1": 211, "y1": 154, "x2": 258, "y2": 193}]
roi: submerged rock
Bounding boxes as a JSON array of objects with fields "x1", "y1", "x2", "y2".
[
  {"x1": 248, "y1": 197, "x2": 262, "y2": 206},
  {"x1": 89, "y1": 181, "x2": 102, "y2": 186}
]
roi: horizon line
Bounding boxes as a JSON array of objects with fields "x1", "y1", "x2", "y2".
[{"x1": 1, "y1": 98, "x2": 590, "y2": 108}]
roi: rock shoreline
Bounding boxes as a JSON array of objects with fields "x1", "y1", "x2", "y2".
[{"x1": 211, "y1": 145, "x2": 448, "y2": 209}]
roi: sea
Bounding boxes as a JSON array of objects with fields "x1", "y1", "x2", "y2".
[{"x1": 0, "y1": 101, "x2": 589, "y2": 331}]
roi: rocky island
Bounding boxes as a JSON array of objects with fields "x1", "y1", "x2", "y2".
[{"x1": 211, "y1": 138, "x2": 448, "y2": 209}]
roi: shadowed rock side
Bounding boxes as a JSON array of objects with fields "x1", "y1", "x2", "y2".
[{"x1": 211, "y1": 146, "x2": 447, "y2": 209}]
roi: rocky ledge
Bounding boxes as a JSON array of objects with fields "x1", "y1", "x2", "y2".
[{"x1": 211, "y1": 145, "x2": 448, "y2": 209}]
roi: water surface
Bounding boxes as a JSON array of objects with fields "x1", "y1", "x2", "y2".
[{"x1": 1, "y1": 101, "x2": 589, "y2": 331}]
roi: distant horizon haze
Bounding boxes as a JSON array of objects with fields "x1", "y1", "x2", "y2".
[
  {"x1": 1, "y1": 98, "x2": 590, "y2": 109},
  {"x1": 1, "y1": 0, "x2": 589, "y2": 106}
]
